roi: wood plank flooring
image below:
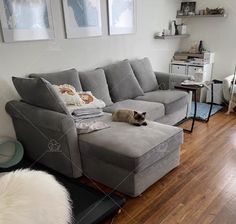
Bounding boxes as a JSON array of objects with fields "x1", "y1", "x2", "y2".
[{"x1": 84, "y1": 110, "x2": 236, "y2": 224}]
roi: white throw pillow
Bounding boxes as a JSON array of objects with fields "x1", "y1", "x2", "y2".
[
  {"x1": 53, "y1": 85, "x2": 106, "y2": 113},
  {"x1": 67, "y1": 91, "x2": 106, "y2": 114},
  {"x1": 53, "y1": 84, "x2": 84, "y2": 106}
]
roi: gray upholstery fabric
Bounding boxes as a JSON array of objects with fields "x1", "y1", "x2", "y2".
[
  {"x1": 8, "y1": 64, "x2": 189, "y2": 198},
  {"x1": 157, "y1": 106, "x2": 188, "y2": 125},
  {"x1": 82, "y1": 148, "x2": 180, "y2": 197},
  {"x1": 129, "y1": 58, "x2": 158, "y2": 92},
  {"x1": 12, "y1": 77, "x2": 68, "y2": 114},
  {"x1": 103, "y1": 99, "x2": 164, "y2": 121},
  {"x1": 135, "y1": 90, "x2": 189, "y2": 115},
  {"x1": 6, "y1": 101, "x2": 82, "y2": 178},
  {"x1": 103, "y1": 60, "x2": 144, "y2": 102},
  {"x1": 29, "y1": 69, "x2": 82, "y2": 91},
  {"x1": 79, "y1": 69, "x2": 113, "y2": 106},
  {"x1": 79, "y1": 114, "x2": 183, "y2": 173},
  {"x1": 155, "y1": 72, "x2": 191, "y2": 90}
]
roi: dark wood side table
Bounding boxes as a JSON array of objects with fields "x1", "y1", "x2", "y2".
[{"x1": 174, "y1": 82, "x2": 214, "y2": 133}]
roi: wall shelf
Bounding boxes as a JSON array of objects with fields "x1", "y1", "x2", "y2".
[
  {"x1": 154, "y1": 34, "x2": 190, "y2": 40},
  {"x1": 176, "y1": 14, "x2": 227, "y2": 19}
]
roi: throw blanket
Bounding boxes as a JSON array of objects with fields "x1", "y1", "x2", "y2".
[
  {"x1": 53, "y1": 83, "x2": 109, "y2": 134},
  {"x1": 76, "y1": 121, "x2": 110, "y2": 134},
  {"x1": 72, "y1": 108, "x2": 104, "y2": 120},
  {"x1": 72, "y1": 108, "x2": 110, "y2": 134},
  {"x1": 66, "y1": 98, "x2": 105, "y2": 113}
]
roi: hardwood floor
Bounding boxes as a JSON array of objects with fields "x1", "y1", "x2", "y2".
[{"x1": 85, "y1": 110, "x2": 236, "y2": 224}]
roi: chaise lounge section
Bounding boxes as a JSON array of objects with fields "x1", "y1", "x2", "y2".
[{"x1": 79, "y1": 114, "x2": 182, "y2": 197}]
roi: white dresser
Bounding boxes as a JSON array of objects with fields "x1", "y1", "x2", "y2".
[{"x1": 170, "y1": 52, "x2": 215, "y2": 102}]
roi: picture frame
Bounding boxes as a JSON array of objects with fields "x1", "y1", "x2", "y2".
[
  {"x1": 108, "y1": 0, "x2": 136, "y2": 35},
  {"x1": 0, "y1": 0, "x2": 55, "y2": 42},
  {"x1": 62, "y1": 0, "x2": 102, "y2": 39},
  {"x1": 180, "y1": 2, "x2": 196, "y2": 15}
]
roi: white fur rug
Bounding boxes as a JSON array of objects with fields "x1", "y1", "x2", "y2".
[{"x1": 0, "y1": 169, "x2": 72, "y2": 224}]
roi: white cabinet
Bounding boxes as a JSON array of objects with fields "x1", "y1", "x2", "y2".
[
  {"x1": 170, "y1": 64, "x2": 207, "y2": 77},
  {"x1": 187, "y1": 66, "x2": 203, "y2": 76},
  {"x1": 171, "y1": 65, "x2": 187, "y2": 75},
  {"x1": 170, "y1": 62, "x2": 213, "y2": 102},
  {"x1": 170, "y1": 52, "x2": 214, "y2": 102}
]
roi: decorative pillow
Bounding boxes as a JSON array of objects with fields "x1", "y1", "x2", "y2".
[
  {"x1": 29, "y1": 69, "x2": 83, "y2": 92},
  {"x1": 53, "y1": 84, "x2": 84, "y2": 106},
  {"x1": 66, "y1": 91, "x2": 106, "y2": 114},
  {"x1": 79, "y1": 69, "x2": 113, "y2": 106},
  {"x1": 12, "y1": 77, "x2": 68, "y2": 114},
  {"x1": 79, "y1": 92, "x2": 94, "y2": 104},
  {"x1": 103, "y1": 60, "x2": 144, "y2": 102},
  {"x1": 78, "y1": 91, "x2": 105, "y2": 108},
  {"x1": 51, "y1": 83, "x2": 106, "y2": 113},
  {"x1": 129, "y1": 58, "x2": 159, "y2": 92}
]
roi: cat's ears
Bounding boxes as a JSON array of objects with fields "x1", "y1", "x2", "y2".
[{"x1": 134, "y1": 111, "x2": 146, "y2": 116}]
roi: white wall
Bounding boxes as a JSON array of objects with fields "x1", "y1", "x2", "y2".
[
  {"x1": 179, "y1": 0, "x2": 236, "y2": 80},
  {"x1": 0, "y1": 0, "x2": 181, "y2": 138}
]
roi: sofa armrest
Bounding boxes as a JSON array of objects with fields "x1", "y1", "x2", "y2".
[
  {"x1": 155, "y1": 72, "x2": 193, "y2": 116},
  {"x1": 6, "y1": 100, "x2": 82, "y2": 178},
  {"x1": 155, "y1": 72, "x2": 192, "y2": 90}
]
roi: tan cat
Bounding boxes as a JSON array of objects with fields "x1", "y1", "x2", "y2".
[{"x1": 112, "y1": 109, "x2": 147, "y2": 126}]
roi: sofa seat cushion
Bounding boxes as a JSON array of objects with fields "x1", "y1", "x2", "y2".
[
  {"x1": 103, "y1": 99, "x2": 164, "y2": 121},
  {"x1": 79, "y1": 114, "x2": 183, "y2": 173},
  {"x1": 135, "y1": 90, "x2": 188, "y2": 115},
  {"x1": 79, "y1": 69, "x2": 113, "y2": 106},
  {"x1": 129, "y1": 58, "x2": 158, "y2": 92},
  {"x1": 103, "y1": 60, "x2": 144, "y2": 102},
  {"x1": 29, "y1": 69, "x2": 82, "y2": 92}
]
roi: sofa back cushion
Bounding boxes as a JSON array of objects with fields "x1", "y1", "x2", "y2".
[
  {"x1": 12, "y1": 77, "x2": 68, "y2": 114},
  {"x1": 79, "y1": 69, "x2": 113, "y2": 106},
  {"x1": 103, "y1": 60, "x2": 144, "y2": 102},
  {"x1": 130, "y1": 58, "x2": 158, "y2": 92},
  {"x1": 29, "y1": 69, "x2": 82, "y2": 92}
]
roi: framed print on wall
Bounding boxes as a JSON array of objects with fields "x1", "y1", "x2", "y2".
[
  {"x1": 108, "y1": 0, "x2": 136, "y2": 35},
  {"x1": 0, "y1": 0, "x2": 55, "y2": 42},
  {"x1": 62, "y1": 0, "x2": 102, "y2": 39}
]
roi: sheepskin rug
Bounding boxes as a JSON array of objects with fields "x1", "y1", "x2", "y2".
[{"x1": 0, "y1": 169, "x2": 72, "y2": 224}]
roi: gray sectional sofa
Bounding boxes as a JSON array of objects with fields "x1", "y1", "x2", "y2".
[{"x1": 6, "y1": 58, "x2": 190, "y2": 197}]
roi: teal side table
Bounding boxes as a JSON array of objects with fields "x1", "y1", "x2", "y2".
[{"x1": 0, "y1": 137, "x2": 24, "y2": 168}]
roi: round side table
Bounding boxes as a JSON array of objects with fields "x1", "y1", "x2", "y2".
[{"x1": 0, "y1": 137, "x2": 24, "y2": 168}]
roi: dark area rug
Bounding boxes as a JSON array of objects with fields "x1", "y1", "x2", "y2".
[{"x1": 0, "y1": 159, "x2": 126, "y2": 224}]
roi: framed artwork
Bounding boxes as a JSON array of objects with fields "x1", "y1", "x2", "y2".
[
  {"x1": 108, "y1": 0, "x2": 136, "y2": 35},
  {"x1": 180, "y1": 2, "x2": 196, "y2": 15},
  {"x1": 62, "y1": 0, "x2": 102, "y2": 39},
  {"x1": 0, "y1": 0, "x2": 55, "y2": 42}
]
